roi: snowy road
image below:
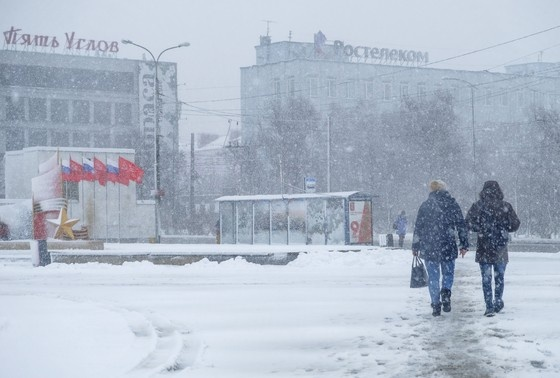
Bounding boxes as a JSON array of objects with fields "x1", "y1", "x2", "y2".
[{"x1": 0, "y1": 247, "x2": 559, "y2": 377}]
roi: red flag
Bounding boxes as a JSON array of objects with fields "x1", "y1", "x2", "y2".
[
  {"x1": 94, "y1": 157, "x2": 107, "y2": 186},
  {"x1": 119, "y1": 157, "x2": 144, "y2": 184},
  {"x1": 69, "y1": 158, "x2": 83, "y2": 182}
]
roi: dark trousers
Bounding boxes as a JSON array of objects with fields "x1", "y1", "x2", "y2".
[
  {"x1": 479, "y1": 263, "x2": 507, "y2": 309},
  {"x1": 397, "y1": 234, "x2": 405, "y2": 248}
]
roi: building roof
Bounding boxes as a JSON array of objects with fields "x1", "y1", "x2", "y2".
[{"x1": 215, "y1": 191, "x2": 373, "y2": 202}]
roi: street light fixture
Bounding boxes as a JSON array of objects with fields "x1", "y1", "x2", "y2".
[
  {"x1": 121, "y1": 39, "x2": 190, "y2": 243},
  {"x1": 443, "y1": 77, "x2": 478, "y2": 200}
]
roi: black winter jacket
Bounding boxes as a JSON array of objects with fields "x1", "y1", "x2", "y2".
[
  {"x1": 412, "y1": 190, "x2": 469, "y2": 262},
  {"x1": 465, "y1": 181, "x2": 520, "y2": 263}
]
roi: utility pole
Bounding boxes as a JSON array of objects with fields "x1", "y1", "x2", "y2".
[
  {"x1": 327, "y1": 116, "x2": 331, "y2": 192},
  {"x1": 190, "y1": 133, "x2": 195, "y2": 224}
]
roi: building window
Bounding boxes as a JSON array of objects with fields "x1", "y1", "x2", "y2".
[
  {"x1": 5, "y1": 128, "x2": 24, "y2": 151},
  {"x1": 308, "y1": 77, "x2": 319, "y2": 97},
  {"x1": 5, "y1": 96, "x2": 26, "y2": 121},
  {"x1": 532, "y1": 91, "x2": 542, "y2": 105},
  {"x1": 73, "y1": 131, "x2": 90, "y2": 147},
  {"x1": 29, "y1": 98, "x2": 47, "y2": 122},
  {"x1": 63, "y1": 181, "x2": 79, "y2": 201},
  {"x1": 93, "y1": 133, "x2": 111, "y2": 148},
  {"x1": 500, "y1": 91, "x2": 508, "y2": 106},
  {"x1": 115, "y1": 132, "x2": 136, "y2": 149},
  {"x1": 365, "y1": 80, "x2": 374, "y2": 99},
  {"x1": 51, "y1": 99, "x2": 69, "y2": 123},
  {"x1": 341, "y1": 82, "x2": 348, "y2": 98},
  {"x1": 52, "y1": 131, "x2": 70, "y2": 147},
  {"x1": 115, "y1": 103, "x2": 132, "y2": 125},
  {"x1": 383, "y1": 82, "x2": 392, "y2": 101},
  {"x1": 29, "y1": 129, "x2": 48, "y2": 147},
  {"x1": 485, "y1": 89, "x2": 492, "y2": 106},
  {"x1": 417, "y1": 83, "x2": 426, "y2": 100},
  {"x1": 73, "y1": 100, "x2": 90, "y2": 124},
  {"x1": 274, "y1": 78, "x2": 281, "y2": 97},
  {"x1": 400, "y1": 83, "x2": 409, "y2": 98},
  {"x1": 348, "y1": 80, "x2": 356, "y2": 98},
  {"x1": 94, "y1": 101, "x2": 111, "y2": 124},
  {"x1": 287, "y1": 77, "x2": 295, "y2": 96},
  {"x1": 327, "y1": 78, "x2": 337, "y2": 98}
]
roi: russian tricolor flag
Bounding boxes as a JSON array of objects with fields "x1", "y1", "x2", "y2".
[
  {"x1": 61, "y1": 159, "x2": 71, "y2": 177},
  {"x1": 106, "y1": 158, "x2": 119, "y2": 184},
  {"x1": 61, "y1": 158, "x2": 82, "y2": 182},
  {"x1": 82, "y1": 157, "x2": 95, "y2": 181}
]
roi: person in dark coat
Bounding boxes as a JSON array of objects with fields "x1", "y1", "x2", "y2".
[
  {"x1": 393, "y1": 210, "x2": 408, "y2": 248},
  {"x1": 0, "y1": 221, "x2": 9, "y2": 241},
  {"x1": 412, "y1": 180, "x2": 469, "y2": 316},
  {"x1": 465, "y1": 180, "x2": 520, "y2": 317}
]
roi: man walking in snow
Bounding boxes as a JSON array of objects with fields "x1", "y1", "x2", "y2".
[
  {"x1": 393, "y1": 210, "x2": 408, "y2": 248},
  {"x1": 465, "y1": 180, "x2": 520, "y2": 317},
  {"x1": 412, "y1": 180, "x2": 469, "y2": 316}
]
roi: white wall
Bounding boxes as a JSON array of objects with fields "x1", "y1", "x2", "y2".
[{"x1": 5, "y1": 146, "x2": 154, "y2": 241}]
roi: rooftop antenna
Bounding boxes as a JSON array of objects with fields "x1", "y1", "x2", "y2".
[
  {"x1": 262, "y1": 19, "x2": 276, "y2": 37},
  {"x1": 288, "y1": 30, "x2": 292, "y2": 42}
]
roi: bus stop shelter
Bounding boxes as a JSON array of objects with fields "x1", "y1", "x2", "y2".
[{"x1": 215, "y1": 191, "x2": 373, "y2": 245}]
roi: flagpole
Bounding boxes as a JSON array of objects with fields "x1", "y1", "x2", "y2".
[
  {"x1": 105, "y1": 153, "x2": 109, "y2": 243},
  {"x1": 92, "y1": 170, "x2": 96, "y2": 240},
  {"x1": 118, "y1": 183, "x2": 121, "y2": 243}
]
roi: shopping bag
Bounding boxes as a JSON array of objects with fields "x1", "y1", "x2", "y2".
[{"x1": 410, "y1": 256, "x2": 428, "y2": 288}]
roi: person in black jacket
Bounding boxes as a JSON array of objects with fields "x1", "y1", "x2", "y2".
[
  {"x1": 0, "y1": 220, "x2": 9, "y2": 241},
  {"x1": 412, "y1": 180, "x2": 469, "y2": 316},
  {"x1": 465, "y1": 180, "x2": 520, "y2": 317}
]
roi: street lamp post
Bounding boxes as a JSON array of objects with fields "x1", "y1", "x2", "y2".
[
  {"x1": 443, "y1": 77, "x2": 477, "y2": 200},
  {"x1": 121, "y1": 39, "x2": 189, "y2": 243}
]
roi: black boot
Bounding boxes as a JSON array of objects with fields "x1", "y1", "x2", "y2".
[
  {"x1": 441, "y1": 288, "x2": 451, "y2": 312},
  {"x1": 431, "y1": 303, "x2": 442, "y2": 317},
  {"x1": 494, "y1": 299, "x2": 504, "y2": 313}
]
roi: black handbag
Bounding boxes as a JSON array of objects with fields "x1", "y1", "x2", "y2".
[{"x1": 410, "y1": 256, "x2": 428, "y2": 288}]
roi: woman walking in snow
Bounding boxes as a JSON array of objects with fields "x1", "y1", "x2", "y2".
[
  {"x1": 412, "y1": 180, "x2": 469, "y2": 317},
  {"x1": 465, "y1": 180, "x2": 520, "y2": 317}
]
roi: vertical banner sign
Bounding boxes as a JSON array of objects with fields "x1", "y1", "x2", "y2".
[
  {"x1": 348, "y1": 200, "x2": 373, "y2": 244},
  {"x1": 139, "y1": 62, "x2": 156, "y2": 141},
  {"x1": 157, "y1": 62, "x2": 178, "y2": 151},
  {"x1": 139, "y1": 61, "x2": 178, "y2": 151}
]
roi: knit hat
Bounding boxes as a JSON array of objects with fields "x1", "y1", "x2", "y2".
[{"x1": 429, "y1": 180, "x2": 447, "y2": 192}]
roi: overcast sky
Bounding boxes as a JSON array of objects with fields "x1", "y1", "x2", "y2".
[{"x1": 3, "y1": 0, "x2": 560, "y2": 140}]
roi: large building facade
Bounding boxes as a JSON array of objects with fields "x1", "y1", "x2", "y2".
[
  {"x1": 0, "y1": 28, "x2": 182, "y2": 240},
  {"x1": 0, "y1": 36, "x2": 179, "y2": 200},
  {"x1": 241, "y1": 35, "x2": 560, "y2": 146}
]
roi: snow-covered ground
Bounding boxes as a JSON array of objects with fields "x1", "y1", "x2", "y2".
[{"x1": 0, "y1": 245, "x2": 559, "y2": 378}]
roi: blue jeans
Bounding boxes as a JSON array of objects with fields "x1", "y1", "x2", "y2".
[
  {"x1": 479, "y1": 263, "x2": 507, "y2": 309},
  {"x1": 425, "y1": 260, "x2": 455, "y2": 305}
]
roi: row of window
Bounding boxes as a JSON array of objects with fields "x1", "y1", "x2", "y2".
[
  {"x1": 0, "y1": 64, "x2": 135, "y2": 93},
  {"x1": 274, "y1": 77, "x2": 436, "y2": 101},
  {"x1": 273, "y1": 77, "x2": 559, "y2": 106},
  {"x1": 4, "y1": 96, "x2": 133, "y2": 125},
  {"x1": 4, "y1": 127, "x2": 138, "y2": 151}
]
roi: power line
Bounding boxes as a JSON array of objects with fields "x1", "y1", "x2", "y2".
[{"x1": 197, "y1": 24, "x2": 560, "y2": 105}]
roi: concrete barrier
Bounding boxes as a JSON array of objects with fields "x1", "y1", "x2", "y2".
[
  {"x1": 0, "y1": 240, "x2": 104, "y2": 250},
  {"x1": 49, "y1": 252, "x2": 300, "y2": 266}
]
